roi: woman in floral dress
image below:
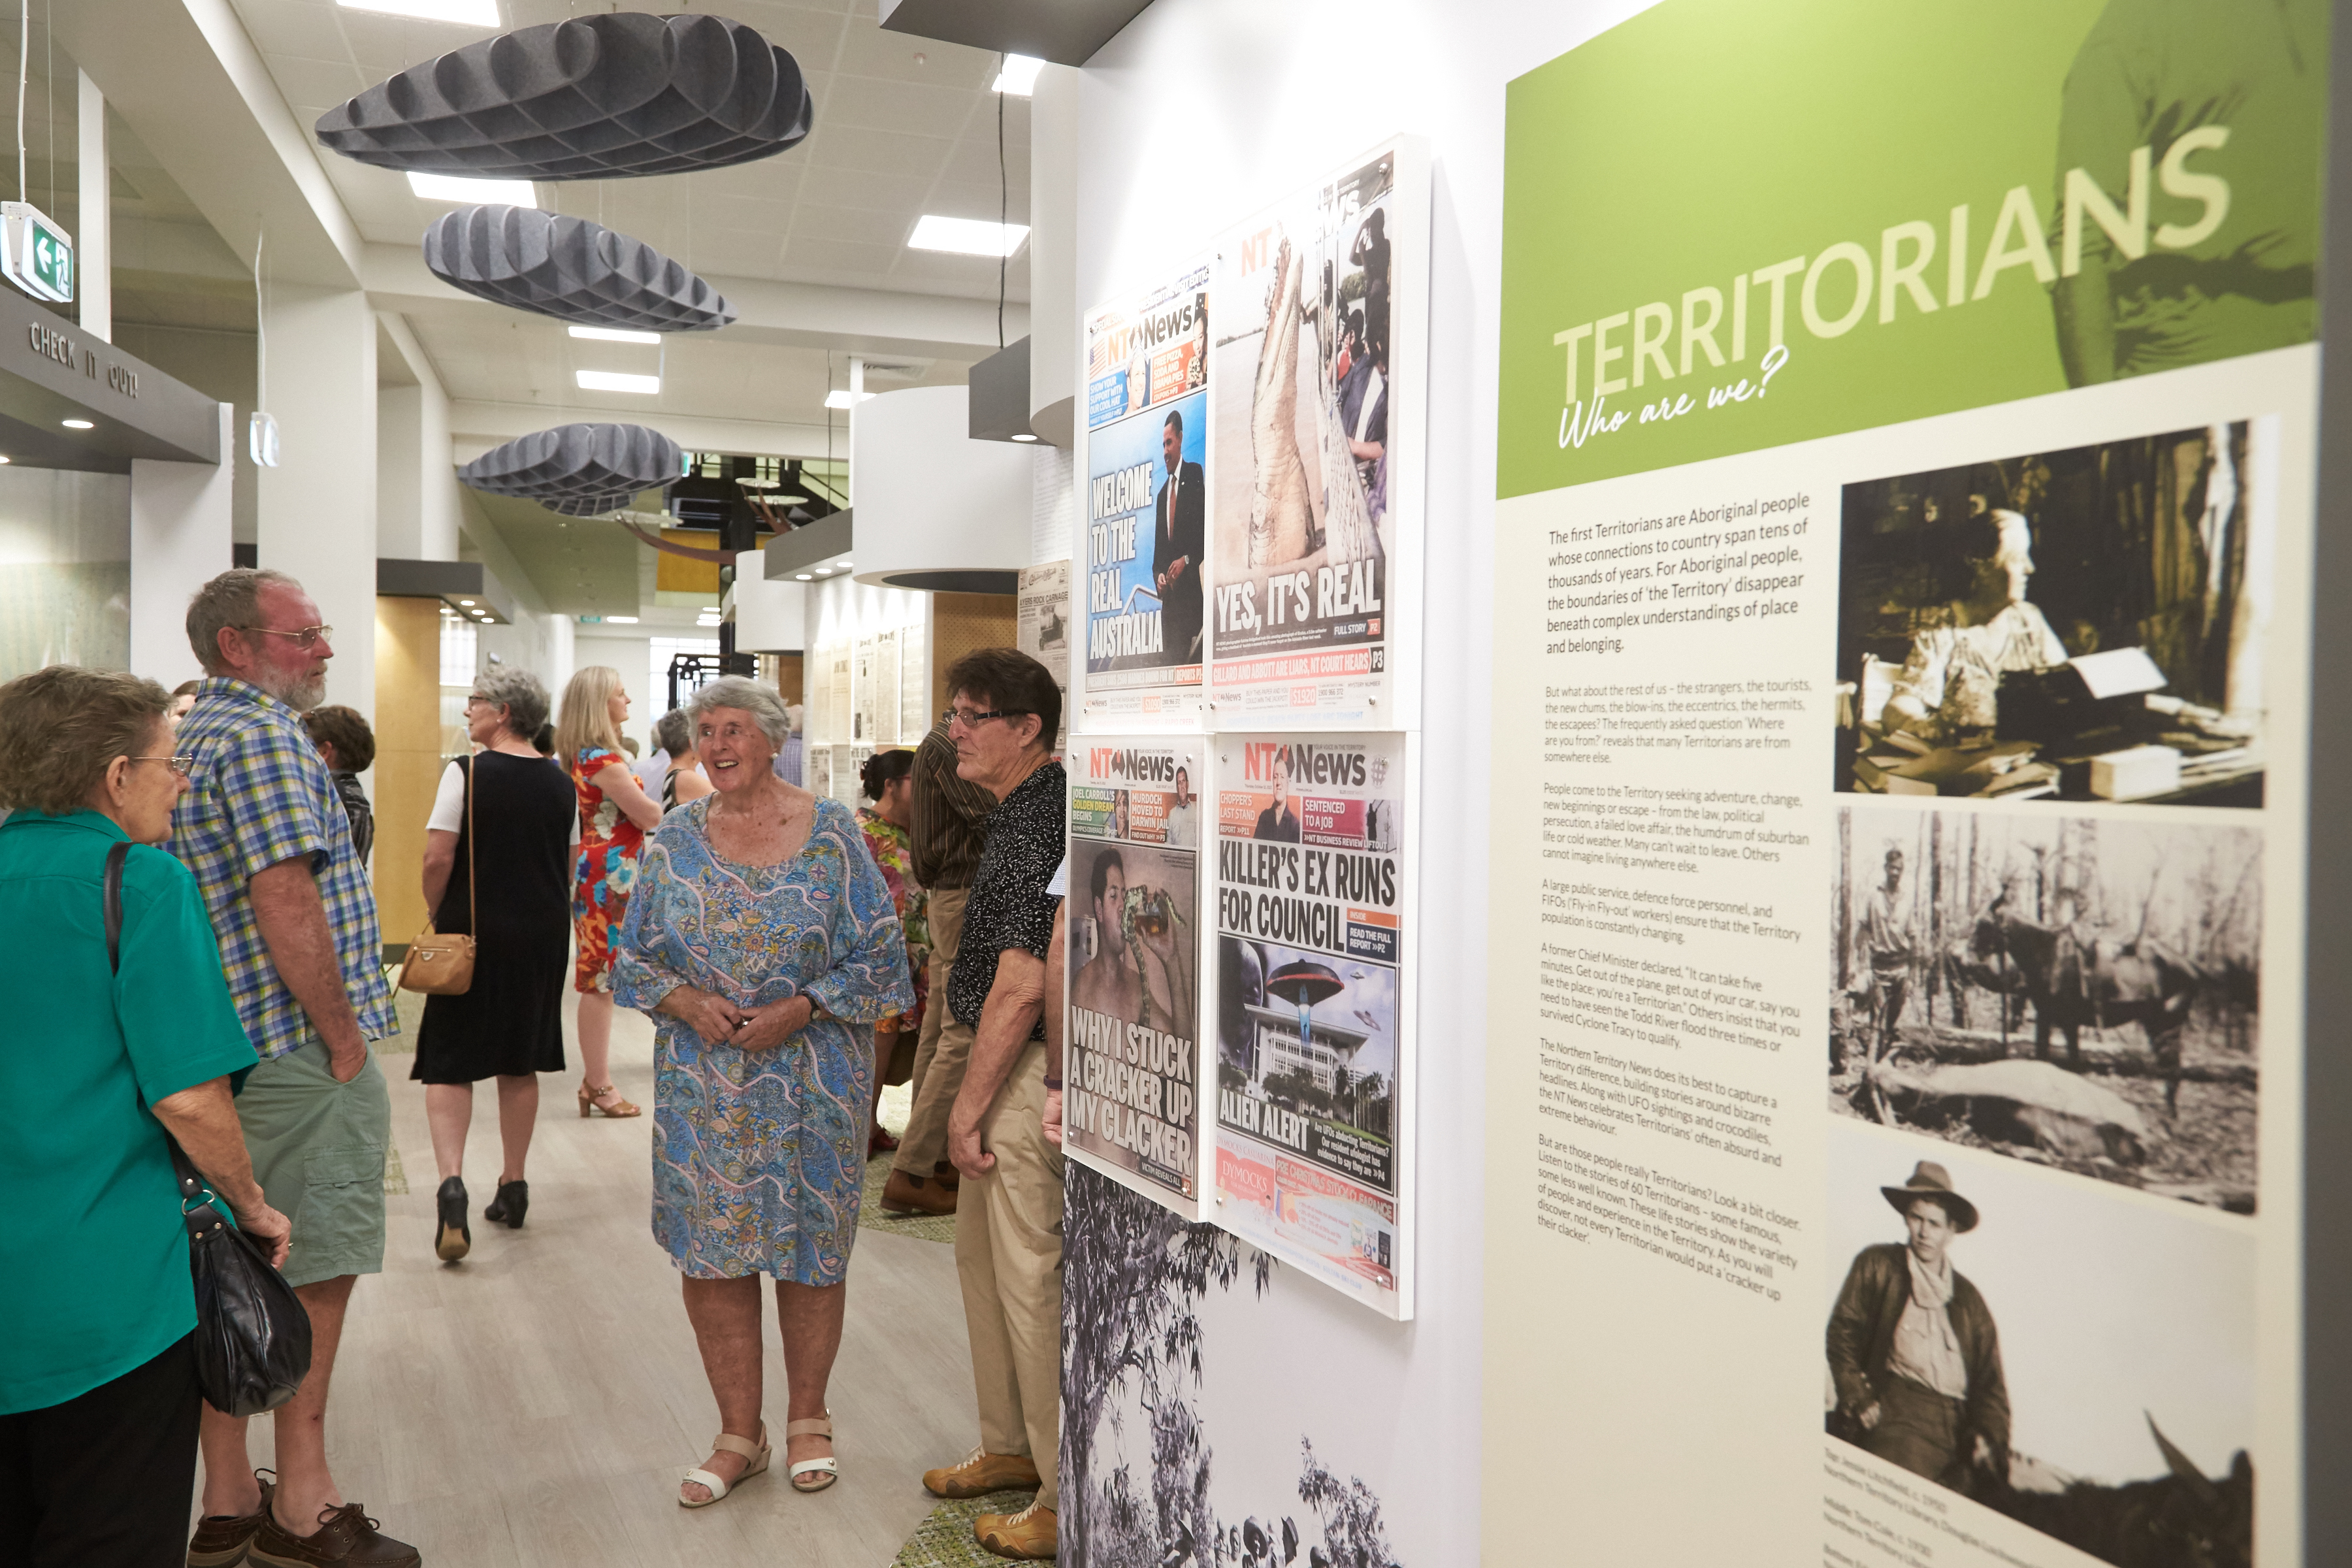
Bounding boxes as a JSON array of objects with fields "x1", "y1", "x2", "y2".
[
  {"x1": 612, "y1": 678, "x2": 913, "y2": 1504},
  {"x1": 854, "y1": 747, "x2": 929, "y2": 1157},
  {"x1": 553, "y1": 665, "x2": 664, "y2": 1118}
]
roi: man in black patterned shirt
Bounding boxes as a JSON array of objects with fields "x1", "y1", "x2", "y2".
[{"x1": 917, "y1": 648, "x2": 1066, "y2": 1562}]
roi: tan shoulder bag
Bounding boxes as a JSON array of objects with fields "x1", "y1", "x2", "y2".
[{"x1": 399, "y1": 752, "x2": 477, "y2": 995}]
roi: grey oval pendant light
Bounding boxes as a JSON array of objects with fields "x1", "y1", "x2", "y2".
[
  {"x1": 459, "y1": 423, "x2": 684, "y2": 517},
  {"x1": 424, "y1": 205, "x2": 736, "y2": 333},
  {"x1": 316, "y1": 12, "x2": 811, "y2": 182}
]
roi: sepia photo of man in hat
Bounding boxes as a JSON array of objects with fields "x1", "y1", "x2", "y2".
[{"x1": 1827, "y1": 1160, "x2": 2012, "y2": 1495}]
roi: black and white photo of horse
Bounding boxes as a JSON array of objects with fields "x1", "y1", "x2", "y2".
[{"x1": 1829, "y1": 804, "x2": 2261, "y2": 1211}]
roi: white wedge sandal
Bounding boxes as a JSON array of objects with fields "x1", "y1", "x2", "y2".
[
  {"x1": 786, "y1": 1414, "x2": 839, "y2": 1493},
  {"x1": 679, "y1": 1428, "x2": 770, "y2": 1508}
]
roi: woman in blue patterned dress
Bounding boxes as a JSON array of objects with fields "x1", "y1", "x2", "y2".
[{"x1": 612, "y1": 676, "x2": 913, "y2": 1509}]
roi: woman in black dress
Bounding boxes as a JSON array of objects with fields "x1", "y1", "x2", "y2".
[{"x1": 414, "y1": 666, "x2": 578, "y2": 1262}]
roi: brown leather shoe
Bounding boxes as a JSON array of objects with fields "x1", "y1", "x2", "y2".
[
  {"x1": 881, "y1": 1169, "x2": 957, "y2": 1217},
  {"x1": 975, "y1": 1501, "x2": 1058, "y2": 1560},
  {"x1": 248, "y1": 1502, "x2": 420, "y2": 1568},
  {"x1": 923, "y1": 1448, "x2": 1041, "y2": 1499},
  {"x1": 188, "y1": 1471, "x2": 275, "y2": 1567}
]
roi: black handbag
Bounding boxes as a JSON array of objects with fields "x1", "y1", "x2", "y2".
[{"x1": 106, "y1": 841, "x2": 314, "y2": 1417}]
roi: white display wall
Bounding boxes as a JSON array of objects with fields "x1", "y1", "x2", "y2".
[
  {"x1": 1066, "y1": 2, "x2": 1654, "y2": 1559},
  {"x1": 803, "y1": 574, "x2": 932, "y2": 803}
]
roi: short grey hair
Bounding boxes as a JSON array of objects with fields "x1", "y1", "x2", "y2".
[
  {"x1": 186, "y1": 568, "x2": 302, "y2": 674},
  {"x1": 654, "y1": 707, "x2": 694, "y2": 756},
  {"x1": 685, "y1": 676, "x2": 789, "y2": 749},
  {"x1": 472, "y1": 665, "x2": 549, "y2": 739}
]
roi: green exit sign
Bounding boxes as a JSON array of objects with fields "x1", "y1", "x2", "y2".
[{"x1": 1, "y1": 203, "x2": 72, "y2": 304}]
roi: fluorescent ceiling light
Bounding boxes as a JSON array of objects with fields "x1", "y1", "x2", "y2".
[
  {"x1": 908, "y1": 215, "x2": 1030, "y2": 257},
  {"x1": 576, "y1": 369, "x2": 661, "y2": 393},
  {"x1": 823, "y1": 389, "x2": 873, "y2": 410},
  {"x1": 61, "y1": 419, "x2": 93, "y2": 429},
  {"x1": 795, "y1": 573, "x2": 813, "y2": 581},
  {"x1": 992, "y1": 54, "x2": 1044, "y2": 95},
  {"x1": 813, "y1": 567, "x2": 830, "y2": 575},
  {"x1": 1011, "y1": 432, "x2": 1038, "y2": 442},
  {"x1": 604, "y1": 615, "x2": 638, "y2": 624},
  {"x1": 338, "y1": 0, "x2": 499, "y2": 24},
  {"x1": 839, "y1": 561, "x2": 851, "y2": 568},
  {"x1": 457, "y1": 599, "x2": 475, "y2": 606},
  {"x1": 569, "y1": 325, "x2": 661, "y2": 345},
  {"x1": 407, "y1": 171, "x2": 536, "y2": 207}
]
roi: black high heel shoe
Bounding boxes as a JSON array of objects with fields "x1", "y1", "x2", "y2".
[
  {"x1": 434, "y1": 1177, "x2": 471, "y2": 1262},
  {"x1": 483, "y1": 1179, "x2": 529, "y2": 1230}
]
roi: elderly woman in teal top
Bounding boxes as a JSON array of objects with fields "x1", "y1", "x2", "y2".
[
  {"x1": 612, "y1": 676, "x2": 913, "y2": 1509},
  {"x1": 0, "y1": 665, "x2": 290, "y2": 1566}
]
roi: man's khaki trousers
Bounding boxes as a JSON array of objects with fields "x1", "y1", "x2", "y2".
[
  {"x1": 955, "y1": 1039, "x2": 1064, "y2": 1510},
  {"x1": 896, "y1": 885, "x2": 973, "y2": 1179}
]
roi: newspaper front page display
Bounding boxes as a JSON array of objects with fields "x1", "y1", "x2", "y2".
[
  {"x1": 853, "y1": 633, "x2": 900, "y2": 746},
  {"x1": 1213, "y1": 731, "x2": 1413, "y2": 1316},
  {"x1": 1019, "y1": 559, "x2": 1073, "y2": 751},
  {"x1": 1207, "y1": 141, "x2": 1426, "y2": 728},
  {"x1": 898, "y1": 615, "x2": 929, "y2": 743},
  {"x1": 1065, "y1": 737, "x2": 1207, "y2": 1216},
  {"x1": 1081, "y1": 265, "x2": 1211, "y2": 728}
]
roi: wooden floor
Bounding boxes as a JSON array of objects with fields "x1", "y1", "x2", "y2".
[{"x1": 199, "y1": 993, "x2": 977, "y2": 1567}]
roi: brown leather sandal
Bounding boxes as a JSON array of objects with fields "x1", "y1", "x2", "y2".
[
  {"x1": 578, "y1": 1079, "x2": 642, "y2": 1118},
  {"x1": 786, "y1": 1414, "x2": 838, "y2": 1492}
]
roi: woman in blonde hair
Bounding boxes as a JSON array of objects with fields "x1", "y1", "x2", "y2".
[{"x1": 555, "y1": 666, "x2": 664, "y2": 1117}]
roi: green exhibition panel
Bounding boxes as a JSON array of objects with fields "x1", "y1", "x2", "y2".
[{"x1": 1484, "y1": 2, "x2": 2326, "y2": 1565}]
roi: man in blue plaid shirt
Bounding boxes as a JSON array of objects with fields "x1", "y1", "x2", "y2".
[{"x1": 165, "y1": 569, "x2": 418, "y2": 1568}]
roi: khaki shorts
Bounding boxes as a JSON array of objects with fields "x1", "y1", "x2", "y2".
[{"x1": 235, "y1": 1040, "x2": 391, "y2": 1288}]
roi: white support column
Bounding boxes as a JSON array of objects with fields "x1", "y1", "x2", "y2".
[
  {"x1": 1028, "y1": 63, "x2": 1075, "y2": 446},
  {"x1": 77, "y1": 72, "x2": 109, "y2": 342},
  {"x1": 735, "y1": 572, "x2": 806, "y2": 653},
  {"x1": 257, "y1": 284, "x2": 377, "y2": 718},
  {"x1": 376, "y1": 383, "x2": 423, "y2": 558},
  {"x1": 378, "y1": 312, "x2": 460, "y2": 561},
  {"x1": 129, "y1": 402, "x2": 234, "y2": 685},
  {"x1": 417, "y1": 371, "x2": 459, "y2": 561}
]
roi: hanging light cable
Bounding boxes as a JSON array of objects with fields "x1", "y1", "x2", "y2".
[
  {"x1": 251, "y1": 220, "x2": 280, "y2": 466},
  {"x1": 997, "y1": 54, "x2": 1007, "y2": 351},
  {"x1": 16, "y1": 0, "x2": 27, "y2": 203}
]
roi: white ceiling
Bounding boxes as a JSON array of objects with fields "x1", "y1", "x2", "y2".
[
  {"x1": 400, "y1": 293, "x2": 957, "y2": 446},
  {"x1": 29, "y1": 0, "x2": 1041, "y2": 613},
  {"x1": 240, "y1": 0, "x2": 1036, "y2": 611},
  {"x1": 230, "y1": 0, "x2": 1032, "y2": 301}
]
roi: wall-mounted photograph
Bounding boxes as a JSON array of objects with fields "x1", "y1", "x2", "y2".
[
  {"x1": 1830, "y1": 803, "x2": 2260, "y2": 1212},
  {"x1": 1832, "y1": 421, "x2": 2273, "y2": 808},
  {"x1": 1824, "y1": 1130, "x2": 2253, "y2": 1568}
]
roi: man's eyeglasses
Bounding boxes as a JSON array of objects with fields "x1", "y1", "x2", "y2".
[
  {"x1": 237, "y1": 624, "x2": 334, "y2": 649},
  {"x1": 943, "y1": 705, "x2": 1029, "y2": 731},
  {"x1": 131, "y1": 755, "x2": 197, "y2": 778}
]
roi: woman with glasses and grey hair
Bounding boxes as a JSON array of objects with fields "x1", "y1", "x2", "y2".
[
  {"x1": 0, "y1": 665, "x2": 290, "y2": 1565},
  {"x1": 412, "y1": 666, "x2": 578, "y2": 1262},
  {"x1": 611, "y1": 675, "x2": 913, "y2": 1507}
]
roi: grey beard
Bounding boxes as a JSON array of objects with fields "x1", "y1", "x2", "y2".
[{"x1": 263, "y1": 669, "x2": 329, "y2": 711}]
